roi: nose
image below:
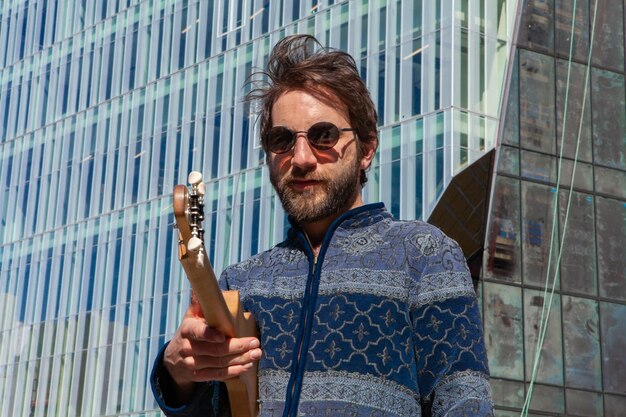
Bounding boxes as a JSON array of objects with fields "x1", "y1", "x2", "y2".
[{"x1": 291, "y1": 134, "x2": 317, "y2": 170}]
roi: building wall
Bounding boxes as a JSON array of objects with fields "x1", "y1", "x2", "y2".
[
  {"x1": 1, "y1": 1, "x2": 519, "y2": 416},
  {"x1": 482, "y1": 0, "x2": 626, "y2": 415}
]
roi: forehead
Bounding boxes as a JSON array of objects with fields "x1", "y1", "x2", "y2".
[{"x1": 271, "y1": 89, "x2": 350, "y2": 126}]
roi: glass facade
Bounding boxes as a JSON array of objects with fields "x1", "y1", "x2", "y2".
[
  {"x1": 482, "y1": 0, "x2": 626, "y2": 415},
  {"x1": 5, "y1": 1, "x2": 623, "y2": 416}
]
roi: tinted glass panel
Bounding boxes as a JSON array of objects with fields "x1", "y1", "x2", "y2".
[
  {"x1": 483, "y1": 283, "x2": 524, "y2": 380},
  {"x1": 490, "y1": 378, "x2": 525, "y2": 409},
  {"x1": 591, "y1": 0, "x2": 624, "y2": 72},
  {"x1": 521, "y1": 182, "x2": 559, "y2": 287},
  {"x1": 496, "y1": 145, "x2": 519, "y2": 176},
  {"x1": 559, "y1": 191, "x2": 596, "y2": 295},
  {"x1": 524, "y1": 289, "x2": 563, "y2": 385},
  {"x1": 600, "y1": 302, "x2": 626, "y2": 393},
  {"x1": 527, "y1": 383, "x2": 565, "y2": 414},
  {"x1": 502, "y1": 51, "x2": 520, "y2": 146},
  {"x1": 519, "y1": 50, "x2": 555, "y2": 154},
  {"x1": 483, "y1": 176, "x2": 521, "y2": 283},
  {"x1": 595, "y1": 166, "x2": 626, "y2": 200},
  {"x1": 518, "y1": 0, "x2": 554, "y2": 53},
  {"x1": 562, "y1": 296, "x2": 601, "y2": 389},
  {"x1": 605, "y1": 394, "x2": 626, "y2": 417},
  {"x1": 555, "y1": 0, "x2": 589, "y2": 61},
  {"x1": 592, "y1": 69, "x2": 626, "y2": 170},
  {"x1": 558, "y1": 159, "x2": 594, "y2": 192},
  {"x1": 596, "y1": 196, "x2": 626, "y2": 301},
  {"x1": 555, "y1": 59, "x2": 592, "y2": 162},
  {"x1": 520, "y1": 150, "x2": 556, "y2": 184},
  {"x1": 565, "y1": 388, "x2": 603, "y2": 417}
]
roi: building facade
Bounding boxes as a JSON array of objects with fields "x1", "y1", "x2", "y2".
[
  {"x1": 480, "y1": 1, "x2": 626, "y2": 415},
  {"x1": 0, "y1": 0, "x2": 623, "y2": 416}
]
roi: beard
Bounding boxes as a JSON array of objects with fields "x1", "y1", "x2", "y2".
[{"x1": 270, "y1": 157, "x2": 362, "y2": 225}]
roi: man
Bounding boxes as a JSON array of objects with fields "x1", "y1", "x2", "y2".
[{"x1": 151, "y1": 35, "x2": 493, "y2": 416}]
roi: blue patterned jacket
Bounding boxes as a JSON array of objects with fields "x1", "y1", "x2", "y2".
[{"x1": 151, "y1": 203, "x2": 493, "y2": 416}]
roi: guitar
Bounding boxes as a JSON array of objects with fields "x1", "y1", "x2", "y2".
[{"x1": 173, "y1": 171, "x2": 258, "y2": 417}]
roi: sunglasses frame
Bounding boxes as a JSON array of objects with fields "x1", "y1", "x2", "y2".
[{"x1": 264, "y1": 121, "x2": 357, "y2": 154}]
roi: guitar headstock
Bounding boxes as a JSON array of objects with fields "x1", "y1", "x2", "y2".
[{"x1": 173, "y1": 171, "x2": 206, "y2": 257}]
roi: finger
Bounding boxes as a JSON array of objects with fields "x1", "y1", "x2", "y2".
[
  {"x1": 191, "y1": 337, "x2": 260, "y2": 357},
  {"x1": 188, "y1": 362, "x2": 256, "y2": 382},
  {"x1": 184, "y1": 347, "x2": 263, "y2": 370},
  {"x1": 184, "y1": 291, "x2": 204, "y2": 319},
  {"x1": 179, "y1": 319, "x2": 226, "y2": 343}
]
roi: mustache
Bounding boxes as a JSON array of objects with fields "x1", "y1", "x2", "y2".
[
  {"x1": 286, "y1": 167, "x2": 325, "y2": 182},
  {"x1": 283, "y1": 175, "x2": 327, "y2": 187}
]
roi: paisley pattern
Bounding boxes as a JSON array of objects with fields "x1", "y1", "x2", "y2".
[
  {"x1": 152, "y1": 203, "x2": 493, "y2": 417},
  {"x1": 334, "y1": 229, "x2": 385, "y2": 255},
  {"x1": 409, "y1": 232, "x2": 442, "y2": 256}
]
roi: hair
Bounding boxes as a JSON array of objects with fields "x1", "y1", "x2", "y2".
[{"x1": 245, "y1": 34, "x2": 378, "y2": 185}]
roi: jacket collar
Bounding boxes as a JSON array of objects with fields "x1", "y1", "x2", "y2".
[{"x1": 287, "y1": 202, "x2": 389, "y2": 242}]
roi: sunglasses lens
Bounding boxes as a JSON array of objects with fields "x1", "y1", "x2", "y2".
[
  {"x1": 308, "y1": 122, "x2": 340, "y2": 150},
  {"x1": 265, "y1": 122, "x2": 346, "y2": 153},
  {"x1": 266, "y1": 127, "x2": 294, "y2": 153}
]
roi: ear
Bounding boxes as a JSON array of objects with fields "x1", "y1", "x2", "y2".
[{"x1": 359, "y1": 135, "x2": 378, "y2": 170}]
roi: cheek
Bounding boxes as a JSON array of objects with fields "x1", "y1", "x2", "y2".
[{"x1": 268, "y1": 154, "x2": 290, "y2": 175}]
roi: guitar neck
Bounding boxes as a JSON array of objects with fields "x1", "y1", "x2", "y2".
[
  {"x1": 173, "y1": 175, "x2": 258, "y2": 416},
  {"x1": 178, "y1": 247, "x2": 237, "y2": 338},
  {"x1": 179, "y1": 243, "x2": 259, "y2": 417}
]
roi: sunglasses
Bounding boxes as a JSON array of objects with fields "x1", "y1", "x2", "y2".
[{"x1": 263, "y1": 121, "x2": 357, "y2": 154}]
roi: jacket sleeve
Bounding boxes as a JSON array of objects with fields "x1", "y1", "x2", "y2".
[
  {"x1": 407, "y1": 227, "x2": 494, "y2": 416},
  {"x1": 149, "y1": 342, "x2": 231, "y2": 417}
]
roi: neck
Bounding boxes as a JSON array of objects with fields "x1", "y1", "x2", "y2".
[
  {"x1": 299, "y1": 195, "x2": 365, "y2": 256},
  {"x1": 300, "y1": 218, "x2": 333, "y2": 256}
]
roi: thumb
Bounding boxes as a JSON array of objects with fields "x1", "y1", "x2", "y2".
[{"x1": 184, "y1": 291, "x2": 205, "y2": 319}]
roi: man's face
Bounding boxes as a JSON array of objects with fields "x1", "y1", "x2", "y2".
[{"x1": 267, "y1": 90, "x2": 374, "y2": 225}]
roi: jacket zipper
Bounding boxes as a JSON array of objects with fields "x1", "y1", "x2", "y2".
[
  {"x1": 280, "y1": 203, "x2": 383, "y2": 416},
  {"x1": 282, "y1": 237, "x2": 318, "y2": 417}
]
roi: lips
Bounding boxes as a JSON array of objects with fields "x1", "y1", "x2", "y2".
[{"x1": 289, "y1": 179, "x2": 322, "y2": 191}]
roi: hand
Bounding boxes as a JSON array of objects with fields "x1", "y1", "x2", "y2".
[{"x1": 162, "y1": 296, "x2": 262, "y2": 403}]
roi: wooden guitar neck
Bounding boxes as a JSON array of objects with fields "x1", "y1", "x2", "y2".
[{"x1": 173, "y1": 173, "x2": 258, "y2": 417}]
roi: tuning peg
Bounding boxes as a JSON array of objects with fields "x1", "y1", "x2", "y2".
[
  {"x1": 197, "y1": 182, "x2": 206, "y2": 196},
  {"x1": 188, "y1": 236, "x2": 203, "y2": 252},
  {"x1": 188, "y1": 171, "x2": 203, "y2": 185}
]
